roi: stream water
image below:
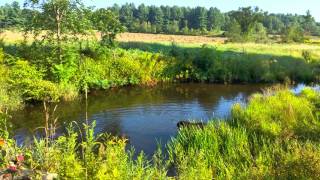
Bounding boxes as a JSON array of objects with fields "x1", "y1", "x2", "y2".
[{"x1": 12, "y1": 83, "x2": 316, "y2": 155}]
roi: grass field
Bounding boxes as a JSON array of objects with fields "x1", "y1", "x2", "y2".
[
  {"x1": 2, "y1": 30, "x2": 320, "y2": 59},
  {"x1": 0, "y1": 30, "x2": 226, "y2": 44}
]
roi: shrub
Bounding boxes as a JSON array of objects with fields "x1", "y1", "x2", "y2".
[
  {"x1": 9, "y1": 60, "x2": 60, "y2": 101},
  {"x1": 246, "y1": 22, "x2": 268, "y2": 43},
  {"x1": 282, "y1": 24, "x2": 305, "y2": 43}
]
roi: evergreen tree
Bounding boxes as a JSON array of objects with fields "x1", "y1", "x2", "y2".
[{"x1": 207, "y1": 7, "x2": 224, "y2": 31}]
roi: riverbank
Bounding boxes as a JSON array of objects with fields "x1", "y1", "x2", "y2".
[
  {"x1": 0, "y1": 40, "x2": 319, "y2": 105},
  {"x1": 0, "y1": 86, "x2": 319, "y2": 179},
  {"x1": 0, "y1": 37, "x2": 320, "y2": 178}
]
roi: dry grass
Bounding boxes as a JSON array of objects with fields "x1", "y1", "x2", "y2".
[
  {"x1": 2, "y1": 30, "x2": 320, "y2": 59},
  {"x1": 116, "y1": 32, "x2": 226, "y2": 44},
  {"x1": 1, "y1": 30, "x2": 226, "y2": 44}
]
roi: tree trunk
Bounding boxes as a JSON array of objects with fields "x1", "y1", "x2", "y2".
[{"x1": 56, "y1": 8, "x2": 62, "y2": 62}]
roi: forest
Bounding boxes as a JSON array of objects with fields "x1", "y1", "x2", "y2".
[
  {"x1": 1, "y1": 1, "x2": 320, "y2": 42},
  {"x1": 0, "y1": 0, "x2": 319, "y2": 179}
]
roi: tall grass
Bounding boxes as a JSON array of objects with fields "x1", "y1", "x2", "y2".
[
  {"x1": 168, "y1": 87, "x2": 320, "y2": 179},
  {"x1": 0, "y1": 87, "x2": 319, "y2": 179}
]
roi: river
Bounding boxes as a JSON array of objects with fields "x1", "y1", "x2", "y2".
[{"x1": 12, "y1": 83, "x2": 316, "y2": 155}]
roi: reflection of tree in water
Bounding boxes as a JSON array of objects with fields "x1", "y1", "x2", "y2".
[{"x1": 11, "y1": 83, "x2": 268, "y2": 144}]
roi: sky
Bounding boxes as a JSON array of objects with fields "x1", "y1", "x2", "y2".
[{"x1": 1, "y1": 0, "x2": 320, "y2": 22}]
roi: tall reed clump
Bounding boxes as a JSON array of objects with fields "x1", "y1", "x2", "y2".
[
  {"x1": 168, "y1": 87, "x2": 320, "y2": 179},
  {"x1": 231, "y1": 86, "x2": 320, "y2": 140}
]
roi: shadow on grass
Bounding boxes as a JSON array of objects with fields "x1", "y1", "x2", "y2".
[
  {"x1": 119, "y1": 41, "x2": 319, "y2": 84},
  {"x1": 119, "y1": 41, "x2": 306, "y2": 62}
]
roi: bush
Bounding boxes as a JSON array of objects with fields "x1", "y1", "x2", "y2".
[
  {"x1": 246, "y1": 22, "x2": 268, "y2": 43},
  {"x1": 9, "y1": 60, "x2": 60, "y2": 101},
  {"x1": 282, "y1": 24, "x2": 305, "y2": 43}
]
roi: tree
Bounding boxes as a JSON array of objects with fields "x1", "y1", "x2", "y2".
[
  {"x1": 171, "y1": 6, "x2": 183, "y2": 21},
  {"x1": 246, "y1": 22, "x2": 268, "y2": 43},
  {"x1": 207, "y1": 7, "x2": 224, "y2": 31},
  {"x1": 119, "y1": 3, "x2": 135, "y2": 31},
  {"x1": 230, "y1": 7, "x2": 263, "y2": 33},
  {"x1": 0, "y1": 1, "x2": 23, "y2": 28},
  {"x1": 149, "y1": 6, "x2": 164, "y2": 33},
  {"x1": 194, "y1": 7, "x2": 207, "y2": 31},
  {"x1": 137, "y1": 4, "x2": 149, "y2": 24},
  {"x1": 225, "y1": 18, "x2": 242, "y2": 42},
  {"x1": 161, "y1": 6, "x2": 171, "y2": 33},
  {"x1": 282, "y1": 23, "x2": 304, "y2": 43},
  {"x1": 303, "y1": 10, "x2": 316, "y2": 35},
  {"x1": 108, "y1": 4, "x2": 120, "y2": 17},
  {"x1": 168, "y1": 21, "x2": 179, "y2": 34},
  {"x1": 263, "y1": 15, "x2": 284, "y2": 34},
  {"x1": 25, "y1": 0, "x2": 86, "y2": 62},
  {"x1": 93, "y1": 8, "x2": 124, "y2": 46}
]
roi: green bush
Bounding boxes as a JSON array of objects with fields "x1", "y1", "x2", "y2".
[{"x1": 282, "y1": 24, "x2": 305, "y2": 43}]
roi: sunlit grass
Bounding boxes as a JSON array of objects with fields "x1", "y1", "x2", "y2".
[{"x1": 168, "y1": 87, "x2": 320, "y2": 179}]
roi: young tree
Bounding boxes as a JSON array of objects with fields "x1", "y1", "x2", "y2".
[
  {"x1": 225, "y1": 18, "x2": 242, "y2": 42},
  {"x1": 93, "y1": 8, "x2": 124, "y2": 46},
  {"x1": 303, "y1": 10, "x2": 317, "y2": 35},
  {"x1": 246, "y1": 22, "x2": 268, "y2": 43},
  {"x1": 282, "y1": 23, "x2": 304, "y2": 43},
  {"x1": 25, "y1": 0, "x2": 87, "y2": 62}
]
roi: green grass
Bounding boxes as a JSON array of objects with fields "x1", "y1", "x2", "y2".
[
  {"x1": 120, "y1": 41, "x2": 320, "y2": 60},
  {"x1": 168, "y1": 87, "x2": 320, "y2": 179},
  {"x1": 0, "y1": 34, "x2": 320, "y2": 178},
  {"x1": 0, "y1": 86, "x2": 319, "y2": 179}
]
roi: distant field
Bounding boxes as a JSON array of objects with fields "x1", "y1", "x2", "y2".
[
  {"x1": 117, "y1": 32, "x2": 227, "y2": 44},
  {"x1": 2, "y1": 30, "x2": 320, "y2": 60},
  {"x1": 0, "y1": 30, "x2": 226, "y2": 44}
]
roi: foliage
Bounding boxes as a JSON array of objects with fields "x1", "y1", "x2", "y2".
[
  {"x1": 1, "y1": 122, "x2": 169, "y2": 179},
  {"x1": 8, "y1": 60, "x2": 60, "y2": 101},
  {"x1": 163, "y1": 44, "x2": 317, "y2": 83},
  {"x1": 1, "y1": 2, "x2": 320, "y2": 37},
  {"x1": 246, "y1": 22, "x2": 268, "y2": 43},
  {"x1": 1, "y1": 84, "x2": 320, "y2": 179},
  {"x1": 92, "y1": 8, "x2": 124, "y2": 47},
  {"x1": 168, "y1": 88, "x2": 320, "y2": 179},
  {"x1": 232, "y1": 88, "x2": 320, "y2": 139},
  {"x1": 282, "y1": 23, "x2": 305, "y2": 43}
]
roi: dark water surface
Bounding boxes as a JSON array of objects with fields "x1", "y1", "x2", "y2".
[{"x1": 12, "y1": 83, "x2": 273, "y2": 155}]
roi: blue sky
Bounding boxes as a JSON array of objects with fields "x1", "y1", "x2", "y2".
[{"x1": 1, "y1": 0, "x2": 320, "y2": 21}]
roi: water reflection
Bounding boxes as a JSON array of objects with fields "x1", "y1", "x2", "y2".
[{"x1": 12, "y1": 83, "x2": 269, "y2": 155}]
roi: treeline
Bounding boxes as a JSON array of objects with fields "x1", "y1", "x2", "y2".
[
  {"x1": 1, "y1": 1, "x2": 320, "y2": 42},
  {"x1": 109, "y1": 4, "x2": 320, "y2": 36}
]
